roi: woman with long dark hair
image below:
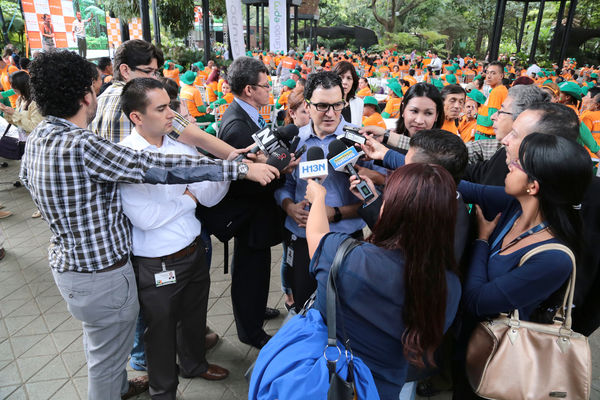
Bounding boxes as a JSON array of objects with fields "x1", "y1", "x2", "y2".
[
  {"x1": 361, "y1": 82, "x2": 445, "y2": 150},
  {"x1": 462, "y1": 133, "x2": 592, "y2": 321},
  {"x1": 333, "y1": 60, "x2": 364, "y2": 126},
  {"x1": 249, "y1": 164, "x2": 462, "y2": 399}
]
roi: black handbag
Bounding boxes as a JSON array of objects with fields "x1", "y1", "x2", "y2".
[{"x1": 0, "y1": 123, "x2": 24, "y2": 160}]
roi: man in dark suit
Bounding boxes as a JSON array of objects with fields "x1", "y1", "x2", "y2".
[{"x1": 217, "y1": 57, "x2": 283, "y2": 348}]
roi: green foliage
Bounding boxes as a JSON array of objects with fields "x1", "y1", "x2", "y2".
[
  {"x1": 101, "y1": 0, "x2": 139, "y2": 20},
  {"x1": 381, "y1": 32, "x2": 419, "y2": 51},
  {"x1": 0, "y1": 0, "x2": 25, "y2": 47},
  {"x1": 158, "y1": 0, "x2": 195, "y2": 38},
  {"x1": 210, "y1": 0, "x2": 226, "y2": 18},
  {"x1": 162, "y1": 46, "x2": 203, "y2": 69},
  {"x1": 86, "y1": 35, "x2": 108, "y2": 49}
]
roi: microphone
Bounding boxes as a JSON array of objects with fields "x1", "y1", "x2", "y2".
[
  {"x1": 233, "y1": 124, "x2": 299, "y2": 162},
  {"x1": 338, "y1": 125, "x2": 366, "y2": 146},
  {"x1": 327, "y1": 140, "x2": 375, "y2": 203},
  {"x1": 299, "y1": 146, "x2": 328, "y2": 183},
  {"x1": 266, "y1": 146, "x2": 291, "y2": 171}
]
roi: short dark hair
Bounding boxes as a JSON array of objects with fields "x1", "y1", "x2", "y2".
[
  {"x1": 19, "y1": 57, "x2": 30, "y2": 70},
  {"x1": 227, "y1": 56, "x2": 268, "y2": 96},
  {"x1": 121, "y1": 78, "x2": 165, "y2": 123},
  {"x1": 303, "y1": 71, "x2": 344, "y2": 101},
  {"x1": 487, "y1": 61, "x2": 505, "y2": 74},
  {"x1": 332, "y1": 61, "x2": 358, "y2": 100},
  {"x1": 409, "y1": 129, "x2": 468, "y2": 184},
  {"x1": 159, "y1": 77, "x2": 179, "y2": 100},
  {"x1": 97, "y1": 57, "x2": 112, "y2": 72},
  {"x1": 525, "y1": 102, "x2": 579, "y2": 142},
  {"x1": 588, "y1": 86, "x2": 600, "y2": 102},
  {"x1": 30, "y1": 50, "x2": 95, "y2": 118},
  {"x1": 113, "y1": 39, "x2": 164, "y2": 81},
  {"x1": 440, "y1": 84, "x2": 466, "y2": 101}
]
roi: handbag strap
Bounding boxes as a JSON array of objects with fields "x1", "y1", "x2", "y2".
[
  {"x1": 0, "y1": 123, "x2": 12, "y2": 139},
  {"x1": 326, "y1": 236, "x2": 361, "y2": 374},
  {"x1": 516, "y1": 243, "x2": 576, "y2": 329}
]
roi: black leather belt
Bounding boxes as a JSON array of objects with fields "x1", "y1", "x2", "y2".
[{"x1": 80, "y1": 255, "x2": 129, "y2": 273}]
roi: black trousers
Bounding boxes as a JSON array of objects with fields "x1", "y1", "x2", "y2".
[
  {"x1": 77, "y1": 37, "x2": 87, "y2": 59},
  {"x1": 133, "y1": 244, "x2": 209, "y2": 400},
  {"x1": 230, "y1": 236, "x2": 271, "y2": 343},
  {"x1": 285, "y1": 229, "x2": 364, "y2": 313}
]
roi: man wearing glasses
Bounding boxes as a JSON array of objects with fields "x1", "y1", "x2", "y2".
[
  {"x1": 275, "y1": 71, "x2": 385, "y2": 312},
  {"x1": 217, "y1": 56, "x2": 284, "y2": 349}
]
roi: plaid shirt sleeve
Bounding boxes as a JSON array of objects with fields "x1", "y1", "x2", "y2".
[
  {"x1": 466, "y1": 139, "x2": 501, "y2": 163},
  {"x1": 81, "y1": 132, "x2": 238, "y2": 183}
]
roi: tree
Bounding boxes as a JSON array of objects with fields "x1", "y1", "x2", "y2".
[
  {"x1": 158, "y1": 0, "x2": 195, "y2": 38},
  {"x1": 367, "y1": 0, "x2": 421, "y2": 32}
]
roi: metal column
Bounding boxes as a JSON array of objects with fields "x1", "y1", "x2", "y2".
[
  {"x1": 246, "y1": 4, "x2": 250, "y2": 50},
  {"x1": 202, "y1": 0, "x2": 211, "y2": 63},
  {"x1": 286, "y1": 4, "x2": 290, "y2": 51},
  {"x1": 256, "y1": 5, "x2": 259, "y2": 49},
  {"x1": 138, "y1": 0, "x2": 152, "y2": 42},
  {"x1": 489, "y1": 0, "x2": 507, "y2": 62},
  {"x1": 558, "y1": 0, "x2": 577, "y2": 70},
  {"x1": 550, "y1": 0, "x2": 566, "y2": 60},
  {"x1": 261, "y1": 4, "x2": 265, "y2": 49},
  {"x1": 516, "y1": 1, "x2": 529, "y2": 53},
  {"x1": 528, "y1": 0, "x2": 545, "y2": 64},
  {"x1": 152, "y1": 0, "x2": 160, "y2": 45},
  {"x1": 293, "y1": 5, "x2": 298, "y2": 48}
]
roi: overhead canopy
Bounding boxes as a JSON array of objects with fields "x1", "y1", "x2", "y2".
[{"x1": 299, "y1": 25, "x2": 378, "y2": 49}]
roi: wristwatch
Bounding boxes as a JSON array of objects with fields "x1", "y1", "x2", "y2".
[
  {"x1": 333, "y1": 206, "x2": 342, "y2": 223},
  {"x1": 237, "y1": 163, "x2": 249, "y2": 179},
  {"x1": 382, "y1": 129, "x2": 391, "y2": 145}
]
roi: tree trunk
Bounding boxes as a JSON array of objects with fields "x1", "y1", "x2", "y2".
[{"x1": 475, "y1": 28, "x2": 485, "y2": 57}]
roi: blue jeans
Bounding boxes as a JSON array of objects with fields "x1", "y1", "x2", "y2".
[{"x1": 130, "y1": 313, "x2": 146, "y2": 369}]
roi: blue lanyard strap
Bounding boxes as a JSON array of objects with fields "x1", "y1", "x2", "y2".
[{"x1": 490, "y1": 212, "x2": 549, "y2": 257}]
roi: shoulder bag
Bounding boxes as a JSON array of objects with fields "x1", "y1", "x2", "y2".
[{"x1": 466, "y1": 243, "x2": 591, "y2": 400}]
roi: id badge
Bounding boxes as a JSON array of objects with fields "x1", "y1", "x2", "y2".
[{"x1": 155, "y1": 270, "x2": 176, "y2": 287}]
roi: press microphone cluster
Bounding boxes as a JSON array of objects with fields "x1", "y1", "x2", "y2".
[
  {"x1": 233, "y1": 124, "x2": 300, "y2": 162},
  {"x1": 327, "y1": 140, "x2": 375, "y2": 202}
]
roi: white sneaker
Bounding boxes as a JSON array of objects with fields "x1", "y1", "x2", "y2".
[{"x1": 32, "y1": 210, "x2": 41, "y2": 218}]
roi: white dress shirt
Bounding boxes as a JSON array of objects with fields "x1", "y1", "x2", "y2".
[{"x1": 119, "y1": 129, "x2": 230, "y2": 257}]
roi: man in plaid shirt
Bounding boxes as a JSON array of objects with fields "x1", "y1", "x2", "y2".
[{"x1": 20, "y1": 50, "x2": 278, "y2": 400}]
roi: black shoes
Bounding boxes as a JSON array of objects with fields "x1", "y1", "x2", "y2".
[{"x1": 264, "y1": 307, "x2": 280, "y2": 320}]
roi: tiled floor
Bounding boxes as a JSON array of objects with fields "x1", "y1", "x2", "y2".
[{"x1": 1, "y1": 159, "x2": 600, "y2": 400}]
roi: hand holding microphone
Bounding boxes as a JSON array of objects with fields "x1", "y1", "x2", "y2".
[
  {"x1": 327, "y1": 139, "x2": 375, "y2": 203},
  {"x1": 233, "y1": 124, "x2": 299, "y2": 162}
]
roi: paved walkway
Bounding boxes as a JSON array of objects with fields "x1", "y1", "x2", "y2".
[{"x1": 1, "y1": 159, "x2": 600, "y2": 399}]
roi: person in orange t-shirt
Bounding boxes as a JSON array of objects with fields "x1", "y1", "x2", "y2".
[
  {"x1": 458, "y1": 88, "x2": 486, "y2": 143},
  {"x1": 475, "y1": 61, "x2": 507, "y2": 139},
  {"x1": 179, "y1": 71, "x2": 214, "y2": 123},
  {"x1": 356, "y1": 77, "x2": 372, "y2": 98},
  {"x1": 162, "y1": 61, "x2": 181, "y2": 86},
  {"x1": 440, "y1": 84, "x2": 465, "y2": 136},
  {"x1": 362, "y1": 96, "x2": 387, "y2": 129}
]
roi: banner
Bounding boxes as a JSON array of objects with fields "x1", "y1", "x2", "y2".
[
  {"x1": 106, "y1": 14, "x2": 144, "y2": 50},
  {"x1": 225, "y1": 0, "x2": 245, "y2": 60},
  {"x1": 269, "y1": 0, "x2": 286, "y2": 54},
  {"x1": 22, "y1": 0, "x2": 76, "y2": 49}
]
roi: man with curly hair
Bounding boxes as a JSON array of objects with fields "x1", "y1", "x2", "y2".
[{"x1": 19, "y1": 50, "x2": 278, "y2": 400}]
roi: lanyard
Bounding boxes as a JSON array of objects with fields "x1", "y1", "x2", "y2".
[{"x1": 490, "y1": 211, "x2": 549, "y2": 257}]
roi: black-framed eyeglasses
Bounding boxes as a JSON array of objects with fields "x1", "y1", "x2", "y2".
[
  {"x1": 496, "y1": 110, "x2": 513, "y2": 117},
  {"x1": 251, "y1": 83, "x2": 271, "y2": 90},
  {"x1": 306, "y1": 99, "x2": 346, "y2": 112},
  {"x1": 131, "y1": 66, "x2": 161, "y2": 77}
]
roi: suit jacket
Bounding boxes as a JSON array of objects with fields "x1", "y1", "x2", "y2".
[
  {"x1": 463, "y1": 147, "x2": 509, "y2": 186},
  {"x1": 218, "y1": 100, "x2": 284, "y2": 248}
]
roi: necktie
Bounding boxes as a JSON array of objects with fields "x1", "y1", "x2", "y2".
[{"x1": 258, "y1": 115, "x2": 267, "y2": 129}]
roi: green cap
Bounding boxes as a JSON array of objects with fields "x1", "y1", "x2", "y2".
[
  {"x1": 542, "y1": 79, "x2": 553, "y2": 85},
  {"x1": 387, "y1": 80, "x2": 403, "y2": 97},
  {"x1": 1, "y1": 89, "x2": 15, "y2": 99},
  {"x1": 393, "y1": 51, "x2": 398, "y2": 56},
  {"x1": 363, "y1": 96, "x2": 380, "y2": 112},
  {"x1": 591, "y1": 73, "x2": 598, "y2": 79},
  {"x1": 163, "y1": 60, "x2": 173, "y2": 69},
  {"x1": 246, "y1": 51, "x2": 252, "y2": 57},
  {"x1": 291, "y1": 70, "x2": 301, "y2": 77},
  {"x1": 447, "y1": 66, "x2": 456, "y2": 73},
  {"x1": 466, "y1": 88, "x2": 486, "y2": 105},
  {"x1": 581, "y1": 85, "x2": 589, "y2": 96},
  {"x1": 559, "y1": 81, "x2": 582, "y2": 101},
  {"x1": 445, "y1": 74, "x2": 457, "y2": 84},
  {"x1": 431, "y1": 78, "x2": 444, "y2": 90},
  {"x1": 474, "y1": 74, "x2": 482, "y2": 81},
  {"x1": 194, "y1": 61, "x2": 204, "y2": 69},
  {"x1": 181, "y1": 70, "x2": 197, "y2": 85},
  {"x1": 536, "y1": 71, "x2": 545, "y2": 77},
  {"x1": 283, "y1": 79, "x2": 296, "y2": 89}
]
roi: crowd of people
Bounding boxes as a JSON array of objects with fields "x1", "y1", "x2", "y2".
[{"x1": 0, "y1": 39, "x2": 599, "y2": 400}]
